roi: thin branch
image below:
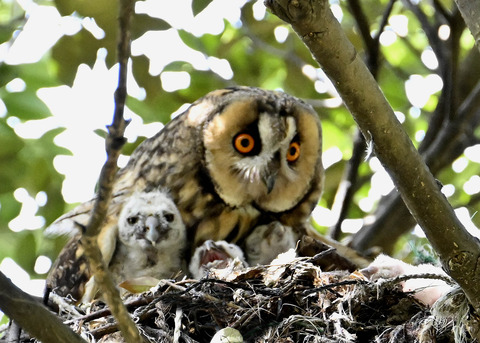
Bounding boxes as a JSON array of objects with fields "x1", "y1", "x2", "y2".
[
  {"x1": 346, "y1": 0, "x2": 375, "y2": 56},
  {"x1": 265, "y1": 0, "x2": 480, "y2": 310},
  {"x1": 329, "y1": 130, "x2": 365, "y2": 240},
  {"x1": 80, "y1": 0, "x2": 144, "y2": 341},
  {"x1": 0, "y1": 272, "x2": 87, "y2": 343},
  {"x1": 330, "y1": 0, "x2": 395, "y2": 238},
  {"x1": 351, "y1": 1, "x2": 468, "y2": 252}
]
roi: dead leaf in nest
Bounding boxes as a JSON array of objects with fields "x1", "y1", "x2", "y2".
[{"x1": 118, "y1": 276, "x2": 161, "y2": 293}]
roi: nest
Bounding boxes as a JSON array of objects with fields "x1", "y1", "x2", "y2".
[{"x1": 38, "y1": 249, "x2": 475, "y2": 343}]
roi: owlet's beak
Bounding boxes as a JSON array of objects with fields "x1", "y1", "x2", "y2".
[{"x1": 145, "y1": 216, "x2": 161, "y2": 245}]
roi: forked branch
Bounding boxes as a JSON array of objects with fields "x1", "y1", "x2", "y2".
[{"x1": 265, "y1": 0, "x2": 480, "y2": 310}]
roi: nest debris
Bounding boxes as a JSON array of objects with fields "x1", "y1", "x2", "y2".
[
  {"x1": 15, "y1": 250, "x2": 476, "y2": 343},
  {"x1": 1, "y1": 240, "x2": 477, "y2": 343}
]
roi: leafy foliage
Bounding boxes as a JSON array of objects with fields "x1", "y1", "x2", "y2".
[{"x1": 0, "y1": 0, "x2": 479, "y2": 291}]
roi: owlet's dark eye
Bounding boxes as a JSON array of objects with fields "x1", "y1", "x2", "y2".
[
  {"x1": 164, "y1": 213, "x2": 175, "y2": 222},
  {"x1": 127, "y1": 216, "x2": 138, "y2": 225}
]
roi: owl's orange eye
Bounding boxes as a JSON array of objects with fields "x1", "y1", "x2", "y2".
[
  {"x1": 234, "y1": 133, "x2": 256, "y2": 154},
  {"x1": 287, "y1": 141, "x2": 300, "y2": 162}
]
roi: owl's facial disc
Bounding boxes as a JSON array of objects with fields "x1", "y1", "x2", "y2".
[{"x1": 203, "y1": 97, "x2": 322, "y2": 212}]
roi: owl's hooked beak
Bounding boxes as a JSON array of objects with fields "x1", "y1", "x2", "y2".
[
  {"x1": 263, "y1": 174, "x2": 276, "y2": 193},
  {"x1": 262, "y1": 156, "x2": 280, "y2": 193},
  {"x1": 144, "y1": 215, "x2": 168, "y2": 246}
]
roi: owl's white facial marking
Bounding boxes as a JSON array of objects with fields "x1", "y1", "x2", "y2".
[{"x1": 233, "y1": 113, "x2": 295, "y2": 188}]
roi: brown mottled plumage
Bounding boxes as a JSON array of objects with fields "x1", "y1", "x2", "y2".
[{"x1": 46, "y1": 86, "x2": 324, "y2": 301}]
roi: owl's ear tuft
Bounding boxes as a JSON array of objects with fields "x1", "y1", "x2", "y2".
[{"x1": 185, "y1": 100, "x2": 215, "y2": 127}]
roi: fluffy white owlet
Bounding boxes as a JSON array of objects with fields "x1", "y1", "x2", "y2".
[
  {"x1": 189, "y1": 240, "x2": 247, "y2": 280},
  {"x1": 245, "y1": 221, "x2": 298, "y2": 266},
  {"x1": 46, "y1": 86, "x2": 324, "y2": 299},
  {"x1": 47, "y1": 191, "x2": 185, "y2": 302}
]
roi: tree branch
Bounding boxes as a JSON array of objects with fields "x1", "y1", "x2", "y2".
[
  {"x1": 80, "y1": 0, "x2": 144, "y2": 341},
  {"x1": 351, "y1": 79, "x2": 480, "y2": 253},
  {"x1": 265, "y1": 0, "x2": 480, "y2": 310},
  {"x1": 0, "y1": 272, "x2": 87, "y2": 343},
  {"x1": 350, "y1": 3, "x2": 467, "y2": 253},
  {"x1": 330, "y1": 0, "x2": 395, "y2": 239},
  {"x1": 454, "y1": 0, "x2": 480, "y2": 50}
]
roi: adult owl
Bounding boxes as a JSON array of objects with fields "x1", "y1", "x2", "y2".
[
  {"x1": 46, "y1": 86, "x2": 323, "y2": 298},
  {"x1": 47, "y1": 191, "x2": 185, "y2": 302}
]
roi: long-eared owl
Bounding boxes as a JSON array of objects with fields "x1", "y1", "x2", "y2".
[{"x1": 46, "y1": 86, "x2": 324, "y2": 300}]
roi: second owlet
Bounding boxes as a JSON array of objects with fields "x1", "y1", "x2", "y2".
[
  {"x1": 46, "y1": 86, "x2": 324, "y2": 297},
  {"x1": 47, "y1": 190, "x2": 185, "y2": 302}
]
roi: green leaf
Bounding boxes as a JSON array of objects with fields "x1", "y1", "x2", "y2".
[
  {"x1": 11, "y1": 231, "x2": 38, "y2": 275},
  {"x1": 178, "y1": 29, "x2": 204, "y2": 51},
  {"x1": 0, "y1": 193, "x2": 21, "y2": 228},
  {"x1": 131, "y1": 54, "x2": 162, "y2": 97},
  {"x1": 192, "y1": 0, "x2": 214, "y2": 16},
  {"x1": 53, "y1": 0, "x2": 118, "y2": 67},
  {"x1": 17, "y1": 58, "x2": 61, "y2": 89},
  {"x1": 0, "y1": 64, "x2": 18, "y2": 88},
  {"x1": 51, "y1": 29, "x2": 102, "y2": 85},
  {"x1": 94, "y1": 128, "x2": 108, "y2": 139},
  {"x1": 0, "y1": 119, "x2": 24, "y2": 158},
  {"x1": 132, "y1": 13, "x2": 171, "y2": 39},
  {"x1": 122, "y1": 136, "x2": 146, "y2": 156},
  {"x1": 2, "y1": 90, "x2": 51, "y2": 120}
]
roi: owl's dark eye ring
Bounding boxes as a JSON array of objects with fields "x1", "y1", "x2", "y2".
[
  {"x1": 164, "y1": 213, "x2": 175, "y2": 222},
  {"x1": 234, "y1": 133, "x2": 256, "y2": 154},
  {"x1": 127, "y1": 216, "x2": 139, "y2": 225},
  {"x1": 287, "y1": 141, "x2": 301, "y2": 162}
]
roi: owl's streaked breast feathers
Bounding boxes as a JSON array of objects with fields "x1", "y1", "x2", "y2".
[{"x1": 46, "y1": 86, "x2": 324, "y2": 300}]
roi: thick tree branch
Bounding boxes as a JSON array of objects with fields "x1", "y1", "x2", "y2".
[
  {"x1": 351, "y1": 5, "x2": 468, "y2": 253},
  {"x1": 80, "y1": 0, "x2": 144, "y2": 341},
  {"x1": 0, "y1": 272, "x2": 87, "y2": 343},
  {"x1": 265, "y1": 0, "x2": 480, "y2": 310},
  {"x1": 454, "y1": 0, "x2": 480, "y2": 51},
  {"x1": 352, "y1": 74, "x2": 480, "y2": 252}
]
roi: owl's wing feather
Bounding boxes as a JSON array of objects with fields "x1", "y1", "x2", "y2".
[
  {"x1": 45, "y1": 234, "x2": 90, "y2": 301},
  {"x1": 44, "y1": 200, "x2": 94, "y2": 238},
  {"x1": 45, "y1": 192, "x2": 127, "y2": 237},
  {"x1": 45, "y1": 219, "x2": 119, "y2": 302}
]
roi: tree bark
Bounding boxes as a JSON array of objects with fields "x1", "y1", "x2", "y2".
[
  {"x1": 455, "y1": 0, "x2": 480, "y2": 50},
  {"x1": 0, "y1": 272, "x2": 87, "y2": 343},
  {"x1": 265, "y1": 0, "x2": 480, "y2": 310}
]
